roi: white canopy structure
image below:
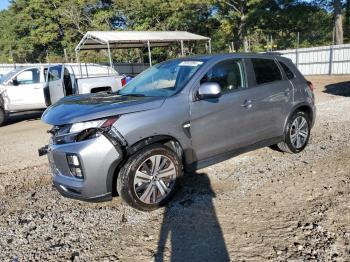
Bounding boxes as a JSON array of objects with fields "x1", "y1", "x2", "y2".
[{"x1": 75, "y1": 31, "x2": 211, "y2": 67}]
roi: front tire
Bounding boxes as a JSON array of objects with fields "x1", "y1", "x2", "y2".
[
  {"x1": 117, "y1": 144, "x2": 183, "y2": 211},
  {"x1": 277, "y1": 111, "x2": 311, "y2": 153}
]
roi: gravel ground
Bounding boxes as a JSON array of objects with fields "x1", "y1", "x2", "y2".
[{"x1": 0, "y1": 76, "x2": 349, "y2": 261}]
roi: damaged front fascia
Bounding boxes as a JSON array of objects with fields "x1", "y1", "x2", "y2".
[{"x1": 39, "y1": 126, "x2": 128, "y2": 158}]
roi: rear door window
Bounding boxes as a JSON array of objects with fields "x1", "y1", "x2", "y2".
[
  {"x1": 200, "y1": 59, "x2": 246, "y2": 93},
  {"x1": 251, "y1": 58, "x2": 282, "y2": 85},
  {"x1": 47, "y1": 65, "x2": 63, "y2": 82}
]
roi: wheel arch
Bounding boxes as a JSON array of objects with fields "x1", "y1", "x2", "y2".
[
  {"x1": 283, "y1": 103, "x2": 314, "y2": 136},
  {"x1": 295, "y1": 104, "x2": 314, "y2": 124},
  {"x1": 127, "y1": 135, "x2": 184, "y2": 160},
  {"x1": 107, "y1": 135, "x2": 185, "y2": 196}
]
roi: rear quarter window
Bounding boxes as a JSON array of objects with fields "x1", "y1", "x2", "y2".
[
  {"x1": 251, "y1": 58, "x2": 282, "y2": 85},
  {"x1": 279, "y1": 61, "x2": 295, "y2": 79}
]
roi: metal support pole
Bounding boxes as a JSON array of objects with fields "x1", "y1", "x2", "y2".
[
  {"x1": 46, "y1": 49, "x2": 50, "y2": 64},
  {"x1": 76, "y1": 51, "x2": 82, "y2": 77},
  {"x1": 10, "y1": 48, "x2": 16, "y2": 69},
  {"x1": 181, "y1": 40, "x2": 184, "y2": 57},
  {"x1": 64, "y1": 48, "x2": 68, "y2": 63},
  {"x1": 329, "y1": 45, "x2": 334, "y2": 75},
  {"x1": 147, "y1": 41, "x2": 152, "y2": 67},
  {"x1": 270, "y1": 35, "x2": 273, "y2": 52},
  {"x1": 107, "y1": 41, "x2": 113, "y2": 75},
  {"x1": 85, "y1": 63, "x2": 89, "y2": 77},
  {"x1": 208, "y1": 39, "x2": 212, "y2": 54}
]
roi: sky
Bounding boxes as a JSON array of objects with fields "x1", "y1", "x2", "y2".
[{"x1": 0, "y1": 0, "x2": 10, "y2": 11}]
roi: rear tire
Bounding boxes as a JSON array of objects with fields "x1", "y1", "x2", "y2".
[
  {"x1": 117, "y1": 144, "x2": 183, "y2": 211},
  {"x1": 0, "y1": 108, "x2": 6, "y2": 127},
  {"x1": 277, "y1": 111, "x2": 311, "y2": 154}
]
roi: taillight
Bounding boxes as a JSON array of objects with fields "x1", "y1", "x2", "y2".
[
  {"x1": 307, "y1": 81, "x2": 314, "y2": 91},
  {"x1": 121, "y1": 77, "x2": 126, "y2": 87}
]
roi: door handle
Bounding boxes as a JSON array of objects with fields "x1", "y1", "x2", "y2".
[
  {"x1": 33, "y1": 87, "x2": 41, "y2": 90},
  {"x1": 241, "y1": 99, "x2": 253, "y2": 109},
  {"x1": 284, "y1": 88, "x2": 290, "y2": 96}
]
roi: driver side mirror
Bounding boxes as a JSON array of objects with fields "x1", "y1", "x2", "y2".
[
  {"x1": 9, "y1": 79, "x2": 19, "y2": 86},
  {"x1": 197, "y1": 82, "x2": 222, "y2": 100}
]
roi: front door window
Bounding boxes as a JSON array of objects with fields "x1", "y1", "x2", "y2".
[{"x1": 15, "y1": 68, "x2": 41, "y2": 85}]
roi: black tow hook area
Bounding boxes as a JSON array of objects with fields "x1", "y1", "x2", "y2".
[{"x1": 38, "y1": 145, "x2": 49, "y2": 157}]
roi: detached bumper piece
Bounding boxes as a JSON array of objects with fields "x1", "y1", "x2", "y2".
[{"x1": 38, "y1": 146, "x2": 49, "y2": 157}]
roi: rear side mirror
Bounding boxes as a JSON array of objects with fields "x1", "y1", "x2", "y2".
[{"x1": 198, "y1": 82, "x2": 221, "y2": 100}]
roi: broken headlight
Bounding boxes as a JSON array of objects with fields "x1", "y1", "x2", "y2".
[
  {"x1": 69, "y1": 119, "x2": 105, "y2": 133},
  {"x1": 52, "y1": 117, "x2": 119, "y2": 144}
]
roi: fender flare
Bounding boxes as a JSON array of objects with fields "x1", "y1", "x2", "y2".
[{"x1": 126, "y1": 135, "x2": 184, "y2": 157}]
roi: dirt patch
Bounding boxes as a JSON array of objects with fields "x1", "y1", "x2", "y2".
[{"x1": 0, "y1": 75, "x2": 350, "y2": 261}]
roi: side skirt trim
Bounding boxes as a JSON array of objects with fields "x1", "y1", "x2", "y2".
[{"x1": 186, "y1": 136, "x2": 283, "y2": 172}]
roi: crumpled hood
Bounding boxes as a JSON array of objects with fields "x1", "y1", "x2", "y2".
[{"x1": 42, "y1": 93, "x2": 165, "y2": 126}]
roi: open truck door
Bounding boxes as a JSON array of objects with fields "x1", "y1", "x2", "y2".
[{"x1": 44, "y1": 65, "x2": 65, "y2": 106}]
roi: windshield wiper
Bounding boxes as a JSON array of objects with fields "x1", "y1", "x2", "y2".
[{"x1": 121, "y1": 93, "x2": 146, "y2": 97}]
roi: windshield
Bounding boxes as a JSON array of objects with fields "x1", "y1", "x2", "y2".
[
  {"x1": 119, "y1": 59, "x2": 204, "y2": 97},
  {"x1": 0, "y1": 67, "x2": 25, "y2": 84}
]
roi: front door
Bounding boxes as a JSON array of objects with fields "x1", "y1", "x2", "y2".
[
  {"x1": 189, "y1": 58, "x2": 254, "y2": 162},
  {"x1": 6, "y1": 67, "x2": 45, "y2": 111}
]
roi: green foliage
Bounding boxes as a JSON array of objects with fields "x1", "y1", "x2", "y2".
[
  {"x1": 0, "y1": 0, "x2": 343, "y2": 63},
  {"x1": 345, "y1": 0, "x2": 350, "y2": 40}
]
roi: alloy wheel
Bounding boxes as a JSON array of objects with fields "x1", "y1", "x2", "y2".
[
  {"x1": 290, "y1": 116, "x2": 309, "y2": 149},
  {"x1": 133, "y1": 154, "x2": 177, "y2": 204}
]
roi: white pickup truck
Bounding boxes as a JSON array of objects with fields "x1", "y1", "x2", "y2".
[{"x1": 0, "y1": 64, "x2": 126, "y2": 126}]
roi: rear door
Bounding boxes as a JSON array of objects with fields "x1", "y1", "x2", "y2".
[
  {"x1": 44, "y1": 65, "x2": 65, "y2": 106},
  {"x1": 65, "y1": 66, "x2": 78, "y2": 94},
  {"x1": 246, "y1": 58, "x2": 293, "y2": 140}
]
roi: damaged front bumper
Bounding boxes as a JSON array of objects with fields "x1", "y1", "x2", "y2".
[{"x1": 39, "y1": 134, "x2": 122, "y2": 202}]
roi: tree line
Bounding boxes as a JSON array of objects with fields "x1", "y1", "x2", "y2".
[{"x1": 0, "y1": 0, "x2": 349, "y2": 64}]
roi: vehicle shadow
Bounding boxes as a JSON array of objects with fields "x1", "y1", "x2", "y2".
[
  {"x1": 323, "y1": 81, "x2": 350, "y2": 97},
  {"x1": 2, "y1": 111, "x2": 43, "y2": 126},
  {"x1": 155, "y1": 172, "x2": 230, "y2": 262}
]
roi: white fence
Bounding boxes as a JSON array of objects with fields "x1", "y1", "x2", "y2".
[
  {"x1": 1, "y1": 44, "x2": 349, "y2": 77},
  {"x1": 278, "y1": 43, "x2": 350, "y2": 75}
]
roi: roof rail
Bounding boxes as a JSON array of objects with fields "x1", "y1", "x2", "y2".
[{"x1": 264, "y1": 51, "x2": 282, "y2": 56}]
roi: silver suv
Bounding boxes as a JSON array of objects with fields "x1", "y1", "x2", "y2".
[{"x1": 40, "y1": 54, "x2": 316, "y2": 211}]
